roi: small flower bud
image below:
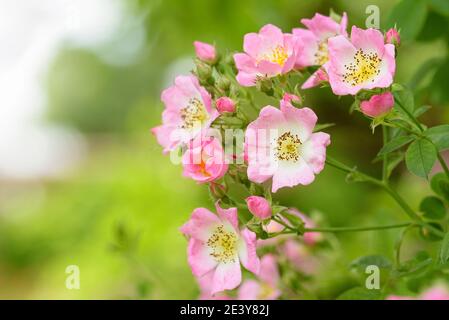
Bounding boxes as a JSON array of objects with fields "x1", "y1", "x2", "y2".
[
  {"x1": 385, "y1": 28, "x2": 400, "y2": 47},
  {"x1": 360, "y1": 92, "x2": 394, "y2": 118},
  {"x1": 193, "y1": 41, "x2": 217, "y2": 64},
  {"x1": 215, "y1": 97, "x2": 236, "y2": 113},
  {"x1": 196, "y1": 61, "x2": 212, "y2": 81},
  {"x1": 246, "y1": 196, "x2": 272, "y2": 219}
]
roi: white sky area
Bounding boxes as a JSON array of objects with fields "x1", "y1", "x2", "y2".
[{"x1": 0, "y1": 0, "x2": 145, "y2": 179}]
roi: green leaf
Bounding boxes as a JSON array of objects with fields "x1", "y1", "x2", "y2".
[
  {"x1": 387, "y1": 0, "x2": 428, "y2": 41},
  {"x1": 314, "y1": 123, "x2": 335, "y2": 132},
  {"x1": 425, "y1": 125, "x2": 449, "y2": 151},
  {"x1": 428, "y1": 0, "x2": 449, "y2": 16},
  {"x1": 350, "y1": 255, "x2": 393, "y2": 269},
  {"x1": 386, "y1": 152, "x2": 405, "y2": 178},
  {"x1": 413, "y1": 105, "x2": 432, "y2": 118},
  {"x1": 419, "y1": 196, "x2": 446, "y2": 220},
  {"x1": 431, "y1": 172, "x2": 449, "y2": 196},
  {"x1": 439, "y1": 179, "x2": 449, "y2": 202},
  {"x1": 223, "y1": 174, "x2": 250, "y2": 206},
  {"x1": 405, "y1": 138, "x2": 437, "y2": 178},
  {"x1": 378, "y1": 135, "x2": 414, "y2": 156},
  {"x1": 394, "y1": 254, "x2": 433, "y2": 277},
  {"x1": 337, "y1": 287, "x2": 382, "y2": 300},
  {"x1": 280, "y1": 211, "x2": 304, "y2": 231},
  {"x1": 439, "y1": 232, "x2": 449, "y2": 265},
  {"x1": 394, "y1": 89, "x2": 415, "y2": 114}
]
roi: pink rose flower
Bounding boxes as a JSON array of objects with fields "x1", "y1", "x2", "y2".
[
  {"x1": 215, "y1": 97, "x2": 236, "y2": 113},
  {"x1": 182, "y1": 136, "x2": 228, "y2": 183},
  {"x1": 180, "y1": 202, "x2": 260, "y2": 294},
  {"x1": 245, "y1": 196, "x2": 272, "y2": 219},
  {"x1": 360, "y1": 92, "x2": 394, "y2": 118},
  {"x1": 292, "y1": 12, "x2": 348, "y2": 89},
  {"x1": 238, "y1": 254, "x2": 281, "y2": 300},
  {"x1": 420, "y1": 286, "x2": 449, "y2": 300},
  {"x1": 283, "y1": 240, "x2": 320, "y2": 274},
  {"x1": 387, "y1": 285, "x2": 449, "y2": 300},
  {"x1": 194, "y1": 41, "x2": 217, "y2": 63},
  {"x1": 385, "y1": 28, "x2": 400, "y2": 47},
  {"x1": 233, "y1": 24, "x2": 300, "y2": 87},
  {"x1": 152, "y1": 75, "x2": 219, "y2": 153},
  {"x1": 324, "y1": 26, "x2": 396, "y2": 96},
  {"x1": 245, "y1": 102, "x2": 330, "y2": 192}
]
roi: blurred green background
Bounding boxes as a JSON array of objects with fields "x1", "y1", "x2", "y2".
[{"x1": 0, "y1": 0, "x2": 448, "y2": 299}]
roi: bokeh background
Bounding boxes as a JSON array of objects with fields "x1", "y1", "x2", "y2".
[{"x1": 0, "y1": 0, "x2": 448, "y2": 299}]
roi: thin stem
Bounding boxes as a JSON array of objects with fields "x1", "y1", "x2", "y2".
[
  {"x1": 382, "y1": 125, "x2": 388, "y2": 182},
  {"x1": 383, "y1": 185, "x2": 422, "y2": 222},
  {"x1": 272, "y1": 216, "x2": 296, "y2": 232},
  {"x1": 304, "y1": 222, "x2": 411, "y2": 233},
  {"x1": 394, "y1": 95, "x2": 424, "y2": 132},
  {"x1": 437, "y1": 151, "x2": 449, "y2": 178}
]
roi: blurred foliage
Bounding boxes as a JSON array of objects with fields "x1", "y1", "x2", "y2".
[{"x1": 1, "y1": 0, "x2": 449, "y2": 299}]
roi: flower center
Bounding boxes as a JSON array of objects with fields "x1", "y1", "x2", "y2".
[
  {"x1": 180, "y1": 98, "x2": 208, "y2": 129},
  {"x1": 198, "y1": 156, "x2": 211, "y2": 177},
  {"x1": 315, "y1": 40, "x2": 329, "y2": 65},
  {"x1": 259, "y1": 45, "x2": 289, "y2": 67},
  {"x1": 342, "y1": 49, "x2": 382, "y2": 86},
  {"x1": 275, "y1": 131, "x2": 301, "y2": 162},
  {"x1": 207, "y1": 225, "x2": 238, "y2": 263}
]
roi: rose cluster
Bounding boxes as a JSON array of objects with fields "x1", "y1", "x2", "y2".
[{"x1": 152, "y1": 12, "x2": 402, "y2": 299}]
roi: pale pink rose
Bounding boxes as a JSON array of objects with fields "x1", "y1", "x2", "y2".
[
  {"x1": 324, "y1": 26, "x2": 396, "y2": 96},
  {"x1": 180, "y1": 202, "x2": 260, "y2": 294},
  {"x1": 387, "y1": 285, "x2": 449, "y2": 300},
  {"x1": 245, "y1": 196, "x2": 272, "y2": 219},
  {"x1": 233, "y1": 24, "x2": 300, "y2": 87},
  {"x1": 245, "y1": 102, "x2": 330, "y2": 192},
  {"x1": 421, "y1": 286, "x2": 449, "y2": 300},
  {"x1": 238, "y1": 254, "x2": 281, "y2": 300},
  {"x1": 283, "y1": 240, "x2": 320, "y2": 274},
  {"x1": 360, "y1": 92, "x2": 394, "y2": 118},
  {"x1": 152, "y1": 75, "x2": 219, "y2": 153},
  {"x1": 385, "y1": 28, "x2": 400, "y2": 47},
  {"x1": 182, "y1": 136, "x2": 228, "y2": 183},
  {"x1": 292, "y1": 12, "x2": 348, "y2": 89},
  {"x1": 194, "y1": 41, "x2": 217, "y2": 63},
  {"x1": 215, "y1": 97, "x2": 236, "y2": 113}
]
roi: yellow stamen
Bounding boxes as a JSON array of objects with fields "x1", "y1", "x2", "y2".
[
  {"x1": 259, "y1": 45, "x2": 289, "y2": 67},
  {"x1": 275, "y1": 131, "x2": 301, "y2": 162},
  {"x1": 342, "y1": 49, "x2": 382, "y2": 86},
  {"x1": 207, "y1": 225, "x2": 238, "y2": 264}
]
